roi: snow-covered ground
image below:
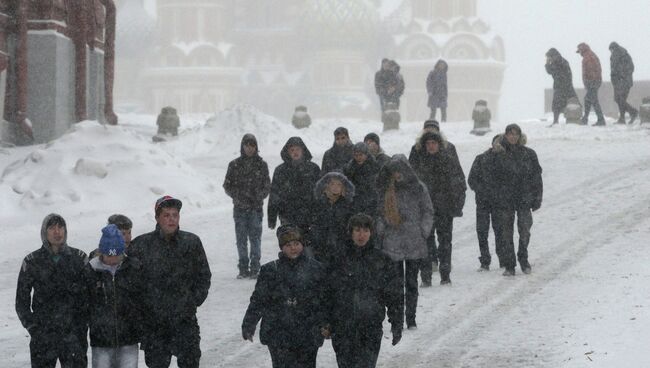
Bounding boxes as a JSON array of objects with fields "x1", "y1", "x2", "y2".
[{"x1": 1, "y1": 106, "x2": 649, "y2": 367}]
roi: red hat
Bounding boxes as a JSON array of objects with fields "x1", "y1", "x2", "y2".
[{"x1": 155, "y1": 195, "x2": 182, "y2": 215}]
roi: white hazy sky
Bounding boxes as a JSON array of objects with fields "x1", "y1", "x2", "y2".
[{"x1": 142, "y1": 0, "x2": 650, "y2": 121}]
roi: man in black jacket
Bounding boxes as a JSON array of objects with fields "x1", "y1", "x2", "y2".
[
  {"x1": 87, "y1": 224, "x2": 145, "y2": 367},
  {"x1": 326, "y1": 214, "x2": 404, "y2": 368},
  {"x1": 609, "y1": 42, "x2": 638, "y2": 124},
  {"x1": 492, "y1": 125, "x2": 543, "y2": 276},
  {"x1": 128, "y1": 196, "x2": 212, "y2": 368},
  {"x1": 414, "y1": 132, "x2": 466, "y2": 285},
  {"x1": 224, "y1": 133, "x2": 271, "y2": 279},
  {"x1": 16, "y1": 213, "x2": 89, "y2": 368},
  {"x1": 321, "y1": 127, "x2": 354, "y2": 176}
]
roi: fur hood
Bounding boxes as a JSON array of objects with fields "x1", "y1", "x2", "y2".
[
  {"x1": 414, "y1": 129, "x2": 449, "y2": 151},
  {"x1": 314, "y1": 171, "x2": 355, "y2": 203}
]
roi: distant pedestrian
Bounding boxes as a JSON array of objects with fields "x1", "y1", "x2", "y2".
[
  {"x1": 321, "y1": 127, "x2": 354, "y2": 176},
  {"x1": 545, "y1": 48, "x2": 578, "y2": 125},
  {"x1": 577, "y1": 43, "x2": 605, "y2": 126},
  {"x1": 224, "y1": 133, "x2": 271, "y2": 279},
  {"x1": 609, "y1": 42, "x2": 638, "y2": 124},
  {"x1": 375, "y1": 59, "x2": 405, "y2": 112},
  {"x1": 426, "y1": 59, "x2": 448, "y2": 122},
  {"x1": 242, "y1": 225, "x2": 327, "y2": 368}
]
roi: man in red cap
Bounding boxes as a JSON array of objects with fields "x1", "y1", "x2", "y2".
[{"x1": 128, "y1": 196, "x2": 212, "y2": 368}]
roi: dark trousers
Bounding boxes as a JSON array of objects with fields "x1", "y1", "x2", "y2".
[
  {"x1": 476, "y1": 200, "x2": 499, "y2": 267},
  {"x1": 494, "y1": 208, "x2": 533, "y2": 270},
  {"x1": 332, "y1": 330, "x2": 382, "y2": 368},
  {"x1": 583, "y1": 83, "x2": 604, "y2": 121},
  {"x1": 615, "y1": 88, "x2": 638, "y2": 120},
  {"x1": 429, "y1": 107, "x2": 447, "y2": 122},
  {"x1": 268, "y1": 346, "x2": 318, "y2": 368},
  {"x1": 234, "y1": 206, "x2": 263, "y2": 273},
  {"x1": 397, "y1": 260, "x2": 420, "y2": 325},
  {"x1": 143, "y1": 317, "x2": 201, "y2": 368},
  {"x1": 29, "y1": 334, "x2": 87, "y2": 368},
  {"x1": 420, "y1": 213, "x2": 453, "y2": 281}
]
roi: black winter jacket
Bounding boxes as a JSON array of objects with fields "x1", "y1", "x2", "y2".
[
  {"x1": 321, "y1": 143, "x2": 354, "y2": 176},
  {"x1": 128, "y1": 227, "x2": 212, "y2": 326},
  {"x1": 610, "y1": 43, "x2": 634, "y2": 93},
  {"x1": 86, "y1": 256, "x2": 146, "y2": 347},
  {"x1": 268, "y1": 137, "x2": 321, "y2": 229},
  {"x1": 492, "y1": 136, "x2": 543, "y2": 210},
  {"x1": 223, "y1": 134, "x2": 271, "y2": 209},
  {"x1": 326, "y1": 239, "x2": 404, "y2": 337},
  {"x1": 242, "y1": 253, "x2": 327, "y2": 349},
  {"x1": 468, "y1": 148, "x2": 498, "y2": 206},
  {"x1": 343, "y1": 156, "x2": 380, "y2": 216}
]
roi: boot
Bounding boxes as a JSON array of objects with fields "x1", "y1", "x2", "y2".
[
  {"x1": 477, "y1": 264, "x2": 490, "y2": 272},
  {"x1": 616, "y1": 117, "x2": 626, "y2": 124},
  {"x1": 502, "y1": 268, "x2": 515, "y2": 276},
  {"x1": 592, "y1": 119, "x2": 606, "y2": 126},
  {"x1": 629, "y1": 109, "x2": 639, "y2": 124}
]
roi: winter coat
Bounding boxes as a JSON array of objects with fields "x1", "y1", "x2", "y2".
[
  {"x1": 376, "y1": 155, "x2": 434, "y2": 261},
  {"x1": 414, "y1": 137, "x2": 466, "y2": 217},
  {"x1": 343, "y1": 156, "x2": 380, "y2": 216},
  {"x1": 426, "y1": 60, "x2": 448, "y2": 109},
  {"x1": 242, "y1": 253, "x2": 327, "y2": 349},
  {"x1": 468, "y1": 146, "x2": 500, "y2": 206},
  {"x1": 492, "y1": 135, "x2": 544, "y2": 211},
  {"x1": 374, "y1": 62, "x2": 405, "y2": 102},
  {"x1": 545, "y1": 49, "x2": 577, "y2": 110},
  {"x1": 409, "y1": 134, "x2": 460, "y2": 176},
  {"x1": 268, "y1": 137, "x2": 321, "y2": 229},
  {"x1": 326, "y1": 238, "x2": 404, "y2": 337},
  {"x1": 86, "y1": 256, "x2": 146, "y2": 348},
  {"x1": 579, "y1": 44, "x2": 602, "y2": 86},
  {"x1": 128, "y1": 226, "x2": 211, "y2": 331},
  {"x1": 321, "y1": 142, "x2": 354, "y2": 176},
  {"x1": 223, "y1": 134, "x2": 271, "y2": 210},
  {"x1": 610, "y1": 43, "x2": 634, "y2": 94},
  {"x1": 373, "y1": 150, "x2": 391, "y2": 169},
  {"x1": 310, "y1": 172, "x2": 356, "y2": 264}
]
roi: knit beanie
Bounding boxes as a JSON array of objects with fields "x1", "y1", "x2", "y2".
[
  {"x1": 99, "y1": 224, "x2": 125, "y2": 256},
  {"x1": 364, "y1": 133, "x2": 380, "y2": 146},
  {"x1": 353, "y1": 142, "x2": 369, "y2": 155},
  {"x1": 423, "y1": 120, "x2": 440, "y2": 130}
]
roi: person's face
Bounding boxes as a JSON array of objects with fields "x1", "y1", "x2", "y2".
[
  {"x1": 425, "y1": 140, "x2": 440, "y2": 154},
  {"x1": 351, "y1": 227, "x2": 371, "y2": 247},
  {"x1": 101, "y1": 254, "x2": 124, "y2": 266},
  {"x1": 327, "y1": 179, "x2": 344, "y2": 196},
  {"x1": 119, "y1": 228, "x2": 132, "y2": 247},
  {"x1": 46, "y1": 224, "x2": 65, "y2": 248},
  {"x1": 334, "y1": 134, "x2": 349, "y2": 147},
  {"x1": 353, "y1": 151, "x2": 367, "y2": 164},
  {"x1": 364, "y1": 139, "x2": 379, "y2": 154},
  {"x1": 505, "y1": 131, "x2": 520, "y2": 145},
  {"x1": 392, "y1": 172, "x2": 403, "y2": 182},
  {"x1": 156, "y1": 207, "x2": 180, "y2": 236},
  {"x1": 281, "y1": 240, "x2": 304, "y2": 259},
  {"x1": 243, "y1": 143, "x2": 256, "y2": 157},
  {"x1": 288, "y1": 145, "x2": 303, "y2": 161}
]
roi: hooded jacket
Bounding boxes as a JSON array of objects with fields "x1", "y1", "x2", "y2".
[
  {"x1": 15, "y1": 214, "x2": 89, "y2": 343},
  {"x1": 578, "y1": 43, "x2": 602, "y2": 86},
  {"x1": 545, "y1": 48, "x2": 578, "y2": 106},
  {"x1": 223, "y1": 134, "x2": 271, "y2": 209},
  {"x1": 242, "y1": 252, "x2": 327, "y2": 349},
  {"x1": 309, "y1": 172, "x2": 356, "y2": 264},
  {"x1": 376, "y1": 155, "x2": 434, "y2": 261},
  {"x1": 86, "y1": 256, "x2": 146, "y2": 348},
  {"x1": 609, "y1": 42, "x2": 634, "y2": 93},
  {"x1": 326, "y1": 238, "x2": 404, "y2": 337},
  {"x1": 268, "y1": 137, "x2": 321, "y2": 228},
  {"x1": 491, "y1": 134, "x2": 544, "y2": 210}
]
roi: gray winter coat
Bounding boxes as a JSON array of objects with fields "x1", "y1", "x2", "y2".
[{"x1": 376, "y1": 155, "x2": 434, "y2": 261}]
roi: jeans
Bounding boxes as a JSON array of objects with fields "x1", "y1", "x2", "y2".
[
  {"x1": 234, "y1": 206, "x2": 263, "y2": 273},
  {"x1": 92, "y1": 345, "x2": 138, "y2": 368},
  {"x1": 494, "y1": 207, "x2": 533, "y2": 270},
  {"x1": 268, "y1": 346, "x2": 318, "y2": 368},
  {"x1": 583, "y1": 82, "x2": 604, "y2": 121}
]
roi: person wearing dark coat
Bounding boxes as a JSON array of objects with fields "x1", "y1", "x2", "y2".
[
  {"x1": 414, "y1": 132, "x2": 466, "y2": 285},
  {"x1": 268, "y1": 137, "x2": 321, "y2": 235},
  {"x1": 363, "y1": 133, "x2": 390, "y2": 168},
  {"x1": 127, "y1": 196, "x2": 212, "y2": 368},
  {"x1": 375, "y1": 59, "x2": 405, "y2": 112},
  {"x1": 242, "y1": 225, "x2": 327, "y2": 368},
  {"x1": 545, "y1": 48, "x2": 578, "y2": 125},
  {"x1": 325, "y1": 214, "x2": 404, "y2": 368},
  {"x1": 310, "y1": 172, "x2": 356, "y2": 265},
  {"x1": 223, "y1": 133, "x2": 271, "y2": 279},
  {"x1": 468, "y1": 135, "x2": 503, "y2": 271},
  {"x1": 321, "y1": 127, "x2": 354, "y2": 176},
  {"x1": 87, "y1": 224, "x2": 145, "y2": 368},
  {"x1": 344, "y1": 142, "x2": 380, "y2": 216},
  {"x1": 409, "y1": 120, "x2": 460, "y2": 178},
  {"x1": 577, "y1": 42, "x2": 606, "y2": 126},
  {"x1": 492, "y1": 125, "x2": 543, "y2": 276},
  {"x1": 376, "y1": 155, "x2": 433, "y2": 329},
  {"x1": 609, "y1": 42, "x2": 638, "y2": 124},
  {"x1": 426, "y1": 59, "x2": 448, "y2": 122},
  {"x1": 16, "y1": 213, "x2": 89, "y2": 368}
]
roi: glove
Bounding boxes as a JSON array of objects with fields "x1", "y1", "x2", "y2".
[
  {"x1": 242, "y1": 330, "x2": 254, "y2": 342},
  {"x1": 391, "y1": 328, "x2": 402, "y2": 346}
]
